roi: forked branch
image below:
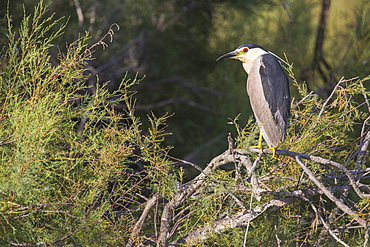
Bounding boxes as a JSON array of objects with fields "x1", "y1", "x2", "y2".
[{"x1": 156, "y1": 145, "x2": 369, "y2": 246}]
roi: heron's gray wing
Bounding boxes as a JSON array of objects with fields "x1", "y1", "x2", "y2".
[{"x1": 259, "y1": 54, "x2": 290, "y2": 136}]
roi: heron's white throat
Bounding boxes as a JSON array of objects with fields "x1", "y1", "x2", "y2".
[{"x1": 237, "y1": 48, "x2": 268, "y2": 74}]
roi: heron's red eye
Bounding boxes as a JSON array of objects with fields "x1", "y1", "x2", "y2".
[{"x1": 243, "y1": 48, "x2": 249, "y2": 53}]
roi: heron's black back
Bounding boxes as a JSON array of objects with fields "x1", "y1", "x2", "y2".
[{"x1": 258, "y1": 54, "x2": 290, "y2": 140}]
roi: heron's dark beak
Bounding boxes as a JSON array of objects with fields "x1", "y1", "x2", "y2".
[{"x1": 216, "y1": 51, "x2": 238, "y2": 61}]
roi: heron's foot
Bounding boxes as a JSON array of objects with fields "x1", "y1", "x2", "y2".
[
  {"x1": 269, "y1": 147, "x2": 280, "y2": 160},
  {"x1": 248, "y1": 131, "x2": 264, "y2": 151},
  {"x1": 249, "y1": 145, "x2": 263, "y2": 150}
]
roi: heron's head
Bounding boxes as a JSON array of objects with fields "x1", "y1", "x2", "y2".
[{"x1": 217, "y1": 44, "x2": 269, "y2": 73}]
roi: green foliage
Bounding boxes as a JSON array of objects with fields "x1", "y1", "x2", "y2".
[
  {"x1": 287, "y1": 71, "x2": 369, "y2": 163},
  {"x1": 0, "y1": 1, "x2": 177, "y2": 245}
]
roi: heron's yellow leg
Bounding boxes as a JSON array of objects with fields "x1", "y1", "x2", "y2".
[
  {"x1": 269, "y1": 147, "x2": 280, "y2": 160},
  {"x1": 249, "y1": 131, "x2": 263, "y2": 150}
]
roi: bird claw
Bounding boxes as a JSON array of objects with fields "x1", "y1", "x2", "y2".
[
  {"x1": 249, "y1": 145, "x2": 263, "y2": 150},
  {"x1": 249, "y1": 146, "x2": 280, "y2": 160},
  {"x1": 269, "y1": 147, "x2": 280, "y2": 160}
]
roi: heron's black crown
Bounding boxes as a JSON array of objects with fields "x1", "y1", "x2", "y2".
[{"x1": 237, "y1": 43, "x2": 268, "y2": 52}]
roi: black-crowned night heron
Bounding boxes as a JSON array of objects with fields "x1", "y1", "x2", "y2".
[{"x1": 217, "y1": 44, "x2": 290, "y2": 158}]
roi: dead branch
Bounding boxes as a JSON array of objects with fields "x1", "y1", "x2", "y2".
[
  {"x1": 303, "y1": 196, "x2": 350, "y2": 247},
  {"x1": 316, "y1": 77, "x2": 344, "y2": 122},
  {"x1": 357, "y1": 118, "x2": 370, "y2": 169},
  {"x1": 126, "y1": 194, "x2": 160, "y2": 247},
  {"x1": 170, "y1": 182, "x2": 362, "y2": 246},
  {"x1": 295, "y1": 156, "x2": 367, "y2": 227},
  {"x1": 155, "y1": 144, "x2": 369, "y2": 246},
  {"x1": 157, "y1": 138, "x2": 249, "y2": 246},
  {"x1": 170, "y1": 196, "x2": 297, "y2": 246},
  {"x1": 250, "y1": 147, "x2": 370, "y2": 198}
]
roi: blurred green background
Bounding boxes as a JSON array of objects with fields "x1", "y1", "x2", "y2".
[{"x1": 1, "y1": 0, "x2": 369, "y2": 167}]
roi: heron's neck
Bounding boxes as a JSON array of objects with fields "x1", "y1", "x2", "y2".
[{"x1": 241, "y1": 49, "x2": 269, "y2": 74}]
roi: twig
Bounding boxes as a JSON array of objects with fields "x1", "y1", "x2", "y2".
[
  {"x1": 357, "y1": 117, "x2": 370, "y2": 170},
  {"x1": 265, "y1": 184, "x2": 355, "y2": 198},
  {"x1": 364, "y1": 227, "x2": 370, "y2": 247},
  {"x1": 311, "y1": 77, "x2": 344, "y2": 131},
  {"x1": 293, "y1": 90, "x2": 315, "y2": 108},
  {"x1": 229, "y1": 192, "x2": 246, "y2": 211},
  {"x1": 0, "y1": 134, "x2": 16, "y2": 146},
  {"x1": 161, "y1": 145, "x2": 369, "y2": 245},
  {"x1": 126, "y1": 194, "x2": 160, "y2": 247},
  {"x1": 311, "y1": 0, "x2": 331, "y2": 83},
  {"x1": 275, "y1": 224, "x2": 282, "y2": 247},
  {"x1": 53, "y1": 217, "x2": 88, "y2": 245},
  {"x1": 170, "y1": 179, "x2": 365, "y2": 246},
  {"x1": 249, "y1": 151, "x2": 263, "y2": 175},
  {"x1": 317, "y1": 78, "x2": 343, "y2": 120},
  {"x1": 303, "y1": 196, "x2": 350, "y2": 247},
  {"x1": 170, "y1": 207, "x2": 196, "y2": 238},
  {"x1": 246, "y1": 152, "x2": 264, "y2": 201},
  {"x1": 250, "y1": 147, "x2": 370, "y2": 198},
  {"x1": 157, "y1": 145, "x2": 250, "y2": 246},
  {"x1": 243, "y1": 192, "x2": 254, "y2": 247},
  {"x1": 163, "y1": 153, "x2": 204, "y2": 173},
  {"x1": 170, "y1": 196, "x2": 300, "y2": 246},
  {"x1": 295, "y1": 156, "x2": 367, "y2": 227},
  {"x1": 360, "y1": 81, "x2": 370, "y2": 113}
]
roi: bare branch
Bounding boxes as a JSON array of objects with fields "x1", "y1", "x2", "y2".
[
  {"x1": 250, "y1": 147, "x2": 370, "y2": 198},
  {"x1": 295, "y1": 156, "x2": 367, "y2": 227},
  {"x1": 0, "y1": 134, "x2": 16, "y2": 146},
  {"x1": 364, "y1": 227, "x2": 370, "y2": 247},
  {"x1": 170, "y1": 182, "x2": 365, "y2": 246},
  {"x1": 316, "y1": 77, "x2": 343, "y2": 122},
  {"x1": 303, "y1": 196, "x2": 350, "y2": 247},
  {"x1": 243, "y1": 192, "x2": 255, "y2": 247},
  {"x1": 292, "y1": 90, "x2": 315, "y2": 108},
  {"x1": 357, "y1": 118, "x2": 370, "y2": 169},
  {"x1": 52, "y1": 217, "x2": 88, "y2": 245},
  {"x1": 126, "y1": 194, "x2": 160, "y2": 247},
  {"x1": 171, "y1": 196, "x2": 297, "y2": 246},
  {"x1": 158, "y1": 144, "x2": 369, "y2": 246},
  {"x1": 360, "y1": 81, "x2": 370, "y2": 113},
  {"x1": 157, "y1": 143, "x2": 248, "y2": 246}
]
